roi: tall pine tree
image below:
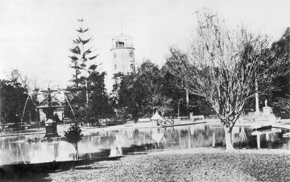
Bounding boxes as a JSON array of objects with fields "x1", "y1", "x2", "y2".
[
  {"x1": 68, "y1": 19, "x2": 98, "y2": 110},
  {"x1": 68, "y1": 19, "x2": 113, "y2": 121},
  {"x1": 69, "y1": 19, "x2": 98, "y2": 91}
]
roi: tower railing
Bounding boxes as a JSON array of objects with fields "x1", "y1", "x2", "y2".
[{"x1": 111, "y1": 43, "x2": 134, "y2": 49}]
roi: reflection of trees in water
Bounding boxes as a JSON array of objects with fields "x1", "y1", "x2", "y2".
[
  {"x1": 163, "y1": 128, "x2": 179, "y2": 144},
  {"x1": 202, "y1": 126, "x2": 211, "y2": 140},
  {"x1": 99, "y1": 135, "x2": 115, "y2": 148},
  {"x1": 232, "y1": 127, "x2": 248, "y2": 148},
  {"x1": 132, "y1": 129, "x2": 147, "y2": 145},
  {"x1": 259, "y1": 133, "x2": 282, "y2": 149},
  {"x1": 1, "y1": 125, "x2": 288, "y2": 164},
  {"x1": 180, "y1": 126, "x2": 212, "y2": 148},
  {"x1": 153, "y1": 125, "x2": 217, "y2": 149},
  {"x1": 232, "y1": 127, "x2": 253, "y2": 148},
  {"x1": 151, "y1": 129, "x2": 166, "y2": 148},
  {"x1": 189, "y1": 129, "x2": 210, "y2": 148},
  {"x1": 0, "y1": 139, "x2": 31, "y2": 164}
]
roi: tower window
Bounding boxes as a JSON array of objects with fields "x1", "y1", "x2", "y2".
[
  {"x1": 114, "y1": 65, "x2": 117, "y2": 70},
  {"x1": 130, "y1": 64, "x2": 135, "y2": 72},
  {"x1": 116, "y1": 41, "x2": 124, "y2": 48},
  {"x1": 129, "y1": 51, "x2": 134, "y2": 58}
]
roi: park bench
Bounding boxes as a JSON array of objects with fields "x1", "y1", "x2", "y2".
[
  {"x1": 206, "y1": 115, "x2": 219, "y2": 119},
  {"x1": 192, "y1": 115, "x2": 204, "y2": 121},
  {"x1": 138, "y1": 118, "x2": 151, "y2": 122},
  {"x1": 63, "y1": 117, "x2": 71, "y2": 124},
  {"x1": 161, "y1": 119, "x2": 174, "y2": 126},
  {"x1": 177, "y1": 116, "x2": 189, "y2": 120},
  {"x1": 99, "y1": 119, "x2": 108, "y2": 127}
]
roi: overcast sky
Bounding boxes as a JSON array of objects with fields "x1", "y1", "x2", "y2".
[{"x1": 0, "y1": 0, "x2": 289, "y2": 90}]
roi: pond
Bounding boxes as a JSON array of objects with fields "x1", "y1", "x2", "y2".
[{"x1": 0, "y1": 124, "x2": 289, "y2": 165}]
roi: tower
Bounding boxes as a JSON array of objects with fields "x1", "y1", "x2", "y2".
[{"x1": 111, "y1": 33, "x2": 136, "y2": 75}]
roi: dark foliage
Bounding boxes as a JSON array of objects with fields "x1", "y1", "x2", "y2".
[
  {"x1": 68, "y1": 19, "x2": 97, "y2": 88},
  {"x1": 64, "y1": 124, "x2": 83, "y2": 160},
  {"x1": 64, "y1": 124, "x2": 83, "y2": 145},
  {"x1": 0, "y1": 78, "x2": 37, "y2": 124}
]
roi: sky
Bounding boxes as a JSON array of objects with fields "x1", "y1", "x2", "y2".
[{"x1": 1, "y1": 0, "x2": 290, "y2": 90}]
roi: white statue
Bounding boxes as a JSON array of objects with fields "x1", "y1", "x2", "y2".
[{"x1": 265, "y1": 99, "x2": 268, "y2": 107}]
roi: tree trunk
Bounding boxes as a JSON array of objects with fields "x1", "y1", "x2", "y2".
[
  {"x1": 75, "y1": 144, "x2": 79, "y2": 160},
  {"x1": 255, "y1": 78, "x2": 260, "y2": 114},
  {"x1": 177, "y1": 100, "x2": 180, "y2": 117},
  {"x1": 224, "y1": 126, "x2": 234, "y2": 150},
  {"x1": 185, "y1": 87, "x2": 189, "y2": 116}
]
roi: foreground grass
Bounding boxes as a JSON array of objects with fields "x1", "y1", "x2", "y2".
[{"x1": 3, "y1": 149, "x2": 289, "y2": 182}]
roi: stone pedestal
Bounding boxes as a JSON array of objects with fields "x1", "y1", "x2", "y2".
[
  {"x1": 262, "y1": 106, "x2": 276, "y2": 122},
  {"x1": 45, "y1": 119, "x2": 58, "y2": 137},
  {"x1": 189, "y1": 112, "x2": 194, "y2": 120},
  {"x1": 263, "y1": 106, "x2": 272, "y2": 116}
]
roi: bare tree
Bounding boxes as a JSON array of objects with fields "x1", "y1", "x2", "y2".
[
  {"x1": 167, "y1": 10, "x2": 288, "y2": 150},
  {"x1": 8, "y1": 69, "x2": 31, "y2": 89}
]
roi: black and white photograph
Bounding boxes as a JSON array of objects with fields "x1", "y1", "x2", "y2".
[{"x1": 0, "y1": 0, "x2": 290, "y2": 181}]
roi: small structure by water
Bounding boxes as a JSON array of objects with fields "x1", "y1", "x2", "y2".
[
  {"x1": 37, "y1": 88, "x2": 63, "y2": 137},
  {"x1": 151, "y1": 111, "x2": 164, "y2": 126}
]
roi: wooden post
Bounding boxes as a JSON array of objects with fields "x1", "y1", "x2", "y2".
[
  {"x1": 188, "y1": 127, "x2": 191, "y2": 149},
  {"x1": 178, "y1": 129, "x2": 182, "y2": 147},
  {"x1": 54, "y1": 143, "x2": 59, "y2": 161},
  {"x1": 255, "y1": 79, "x2": 260, "y2": 114},
  {"x1": 143, "y1": 133, "x2": 146, "y2": 145},
  {"x1": 266, "y1": 133, "x2": 269, "y2": 141},
  {"x1": 212, "y1": 131, "x2": 216, "y2": 147},
  {"x1": 257, "y1": 134, "x2": 260, "y2": 149}
]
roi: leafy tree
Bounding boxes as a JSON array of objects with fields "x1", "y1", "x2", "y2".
[
  {"x1": 265, "y1": 28, "x2": 290, "y2": 117},
  {"x1": 135, "y1": 60, "x2": 162, "y2": 114},
  {"x1": 0, "y1": 79, "x2": 25, "y2": 124},
  {"x1": 167, "y1": 10, "x2": 288, "y2": 150},
  {"x1": 0, "y1": 70, "x2": 38, "y2": 125},
  {"x1": 162, "y1": 56, "x2": 215, "y2": 117},
  {"x1": 64, "y1": 124, "x2": 83, "y2": 160},
  {"x1": 88, "y1": 71, "x2": 114, "y2": 120},
  {"x1": 113, "y1": 60, "x2": 162, "y2": 122},
  {"x1": 159, "y1": 68, "x2": 188, "y2": 117},
  {"x1": 113, "y1": 73, "x2": 139, "y2": 121},
  {"x1": 112, "y1": 59, "x2": 214, "y2": 120},
  {"x1": 241, "y1": 27, "x2": 290, "y2": 116},
  {"x1": 67, "y1": 70, "x2": 114, "y2": 122}
]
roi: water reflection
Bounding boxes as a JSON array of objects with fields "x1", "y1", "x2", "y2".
[
  {"x1": 0, "y1": 124, "x2": 289, "y2": 165},
  {"x1": 151, "y1": 129, "x2": 165, "y2": 146}
]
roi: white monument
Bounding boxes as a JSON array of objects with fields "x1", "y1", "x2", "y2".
[
  {"x1": 262, "y1": 99, "x2": 276, "y2": 122},
  {"x1": 262, "y1": 99, "x2": 272, "y2": 116}
]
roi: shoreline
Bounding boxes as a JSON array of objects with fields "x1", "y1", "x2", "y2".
[
  {"x1": 148, "y1": 147, "x2": 290, "y2": 156},
  {"x1": 2, "y1": 118, "x2": 290, "y2": 138}
]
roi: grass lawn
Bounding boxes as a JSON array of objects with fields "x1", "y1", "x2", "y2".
[{"x1": 2, "y1": 148, "x2": 290, "y2": 182}]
